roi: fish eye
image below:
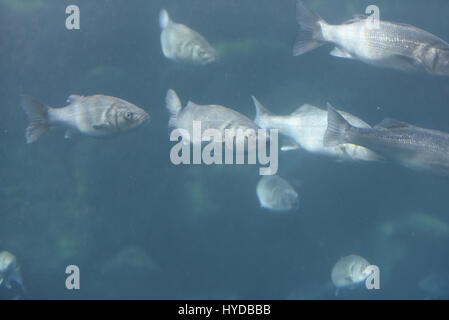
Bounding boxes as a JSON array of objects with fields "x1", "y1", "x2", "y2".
[{"x1": 125, "y1": 111, "x2": 133, "y2": 120}]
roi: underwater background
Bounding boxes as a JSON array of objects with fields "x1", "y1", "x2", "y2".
[{"x1": 1, "y1": 0, "x2": 449, "y2": 299}]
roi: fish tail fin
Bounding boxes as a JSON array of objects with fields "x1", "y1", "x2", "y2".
[
  {"x1": 251, "y1": 96, "x2": 273, "y2": 128},
  {"x1": 323, "y1": 103, "x2": 352, "y2": 147},
  {"x1": 159, "y1": 9, "x2": 171, "y2": 29},
  {"x1": 20, "y1": 94, "x2": 50, "y2": 144},
  {"x1": 166, "y1": 89, "x2": 182, "y2": 128},
  {"x1": 293, "y1": 0, "x2": 326, "y2": 56}
]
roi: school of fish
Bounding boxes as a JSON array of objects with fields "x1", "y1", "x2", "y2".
[{"x1": 9, "y1": 1, "x2": 449, "y2": 296}]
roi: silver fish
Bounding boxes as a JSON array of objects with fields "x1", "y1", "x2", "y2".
[
  {"x1": 324, "y1": 104, "x2": 449, "y2": 174},
  {"x1": 0, "y1": 251, "x2": 23, "y2": 291},
  {"x1": 21, "y1": 94, "x2": 150, "y2": 143},
  {"x1": 331, "y1": 254, "x2": 371, "y2": 289},
  {"x1": 159, "y1": 9, "x2": 218, "y2": 65},
  {"x1": 256, "y1": 175, "x2": 299, "y2": 211},
  {"x1": 166, "y1": 89, "x2": 263, "y2": 147},
  {"x1": 293, "y1": 0, "x2": 449, "y2": 75},
  {"x1": 252, "y1": 96, "x2": 381, "y2": 162}
]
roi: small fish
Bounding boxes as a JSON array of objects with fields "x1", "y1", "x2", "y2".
[
  {"x1": 159, "y1": 9, "x2": 218, "y2": 65},
  {"x1": 293, "y1": 0, "x2": 449, "y2": 75},
  {"x1": 324, "y1": 104, "x2": 449, "y2": 174},
  {"x1": 0, "y1": 251, "x2": 23, "y2": 291},
  {"x1": 256, "y1": 175, "x2": 299, "y2": 211},
  {"x1": 21, "y1": 94, "x2": 150, "y2": 143},
  {"x1": 166, "y1": 89, "x2": 263, "y2": 147},
  {"x1": 331, "y1": 254, "x2": 371, "y2": 289},
  {"x1": 252, "y1": 96, "x2": 381, "y2": 162}
]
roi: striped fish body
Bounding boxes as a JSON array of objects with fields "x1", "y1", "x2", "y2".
[
  {"x1": 321, "y1": 19, "x2": 449, "y2": 74},
  {"x1": 294, "y1": 0, "x2": 449, "y2": 75},
  {"x1": 21, "y1": 94, "x2": 149, "y2": 143}
]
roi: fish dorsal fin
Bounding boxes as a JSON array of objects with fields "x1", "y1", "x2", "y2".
[
  {"x1": 252, "y1": 96, "x2": 272, "y2": 122},
  {"x1": 291, "y1": 104, "x2": 319, "y2": 116},
  {"x1": 67, "y1": 94, "x2": 82, "y2": 103},
  {"x1": 159, "y1": 9, "x2": 172, "y2": 29},
  {"x1": 374, "y1": 118, "x2": 412, "y2": 129}
]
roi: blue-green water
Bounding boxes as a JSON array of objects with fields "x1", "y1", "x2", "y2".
[{"x1": 1, "y1": 0, "x2": 449, "y2": 299}]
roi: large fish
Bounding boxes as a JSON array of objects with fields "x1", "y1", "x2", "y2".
[
  {"x1": 159, "y1": 9, "x2": 218, "y2": 65},
  {"x1": 252, "y1": 96, "x2": 381, "y2": 162},
  {"x1": 166, "y1": 89, "x2": 264, "y2": 147},
  {"x1": 293, "y1": 0, "x2": 449, "y2": 75},
  {"x1": 324, "y1": 105, "x2": 449, "y2": 174},
  {"x1": 21, "y1": 94, "x2": 150, "y2": 143}
]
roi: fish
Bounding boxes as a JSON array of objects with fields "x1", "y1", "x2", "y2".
[
  {"x1": 293, "y1": 0, "x2": 449, "y2": 75},
  {"x1": 256, "y1": 175, "x2": 299, "y2": 211},
  {"x1": 331, "y1": 254, "x2": 371, "y2": 289},
  {"x1": 21, "y1": 94, "x2": 150, "y2": 143},
  {"x1": 324, "y1": 104, "x2": 449, "y2": 174},
  {"x1": 0, "y1": 251, "x2": 23, "y2": 291},
  {"x1": 252, "y1": 96, "x2": 381, "y2": 162},
  {"x1": 166, "y1": 89, "x2": 264, "y2": 148},
  {"x1": 159, "y1": 9, "x2": 218, "y2": 65}
]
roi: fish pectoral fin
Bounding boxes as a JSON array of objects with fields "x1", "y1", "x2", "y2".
[
  {"x1": 281, "y1": 137, "x2": 300, "y2": 152},
  {"x1": 374, "y1": 118, "x2": 412, "y2": 129},
  {"x1": 344, "y1": 275, "x2": 353, "y2": 282},
  {"x1": 330, "y1": 47, "x2": 354, "y2": 59},
  {"x1": 281, "y1": 144, "x2": 300, "y2": 152}
]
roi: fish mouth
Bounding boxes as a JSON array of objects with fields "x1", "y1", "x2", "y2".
[
  {"x1": 201, "y1": 52, "x2": 219, "y2": 65},
  {"x1": 142, "y1": 112, "x2": 150, "y2": 122}
]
